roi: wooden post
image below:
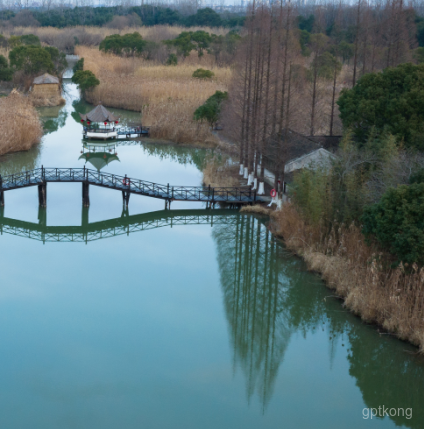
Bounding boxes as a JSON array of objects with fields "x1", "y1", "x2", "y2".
[
  {"x1": 82, "y1": 182, "x2": 90, "y2": 207},
  {"x1": 38, "y1": 183, "x2": 47, "y2": 207}
]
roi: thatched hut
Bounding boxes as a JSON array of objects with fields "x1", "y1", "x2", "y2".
[
  {"x1": 30, "y1": 73, "x2": 64, "y2": 107},
  {"x1": 32, "y1": 73, "x2": 60, "y2": 97}
]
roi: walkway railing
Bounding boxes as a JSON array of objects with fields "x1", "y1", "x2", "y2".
[{"x1": 0, "y1": 167, "x2": 256, "y2": 207}]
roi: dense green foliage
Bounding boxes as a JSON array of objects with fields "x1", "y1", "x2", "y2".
[
  {"x1": 166, "y1": 53, "x2": 178, "y2": 66},
  {"x1": 164, "y1": 30, "x2": 240, "y2": 61},
  {"x1": 192, "y1": 68, "x2": 214, "y2": 79},
  {"x1": 9, "y1": 46, "x2": 54, "y2": 75},
  {"x1": 362, "y1": 184, "x2": 424, "y2": 265},
  {"x1": 8, "y1": 45, "x2": 66, "y2": 77},
  {"x1": 7, "y1": 34, "x2": 41, "y2": 49},
  {"x1": 0, "y1": 7, "x2": 244, "y2": 29},
  {"x1": 99, "y1": 32, "x2": 147, "y2": 57},
  {"x1": 409, "y1": 168, "x2": 424, "y2": 184},
  {"x1": 73, "y1": 57, "x2": 84, "y2": 73},
  {"x1": 0, "y1": 54, "x2": 13, "y2": 81},
  {"x1": 338, "y1": 63, "x2": 424, "y2": 149},
  {"x1": 43, "y1": 46, "x2": 67, "y2": 75},
  {"x1": 165, "y1": 30, "x2": 212, "y2": 58},
  {"x1": 207, "y1": 31, "x2": 241, "y2": 63},
  {"x1": 193, "y1": 90, "x2": 228, "y2": 126},
  {"x1": 71, "y1": 70, "x2": 100, "y2": 92},
  {"x1": 290, "y1": 132, "x2": 424, "y2": 264}
]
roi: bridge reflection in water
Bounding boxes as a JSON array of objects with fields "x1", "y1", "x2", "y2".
[
  {"x1": 0, "y1": 208, "x2": 238, "y2": 244},
  {"x1": 2, "y1": 207, "x2": 424, "y2": 427}
]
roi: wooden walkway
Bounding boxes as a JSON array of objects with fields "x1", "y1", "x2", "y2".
[
  {"x1": 0, "y1": 209, "x2": 238, "y2": 243},
  {"x1": 0, "y1": 167, "x2": 256, "y2": 208}
]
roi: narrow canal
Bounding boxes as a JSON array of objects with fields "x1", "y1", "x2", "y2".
[{"x1": 0, "y1": 80, "x2": 423, "y2": 429}]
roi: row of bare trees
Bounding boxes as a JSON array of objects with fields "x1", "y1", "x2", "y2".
[{"x1": 222, "y1": 0, "x2": 419, "y2": 196}]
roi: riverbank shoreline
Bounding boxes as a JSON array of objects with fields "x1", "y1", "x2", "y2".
[
  {"x1": 270, "y1": 204, "x2": 424, "y2": 352},
  {"x1": 237, "y1": 200, "x2": 424, "y2": 352}
]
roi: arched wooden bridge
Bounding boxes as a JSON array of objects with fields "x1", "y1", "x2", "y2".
[
  {"x1": 0, "y1": 167, "x2": 256, "y2": 208},
  {"x1": 0, "y1": 209, "x2": 238, "y2": 244}
]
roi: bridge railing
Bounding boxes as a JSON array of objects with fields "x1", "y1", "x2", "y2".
[
  {"x1": 0, "y1": 168, "x2": 43, "y2": 189},
  {"x1": 1, "y1": 167, "x2": 256, "y2": 202}
]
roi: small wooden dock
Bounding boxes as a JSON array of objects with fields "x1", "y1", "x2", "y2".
[{"x1": 0, "y1": 167, "x2": 256, "y2": 209}]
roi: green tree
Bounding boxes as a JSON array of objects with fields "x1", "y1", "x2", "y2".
[
  {"x1": 413, "y1": 47, "x2": 424, "y2": 64},
  {"x1": 299, "y1": 30, "x2": 311, "y2": 56},
  {"x1": 73, "y1": 57, "x2": 84, "y2": 73},
  {"x1": 297, "y1": 14, "x2": 315, "y2": 33},
  {"x1": 9, "y1": 45, "x2": 54, "y2": 76},
  {"x1": 99, "y1": 32, "x2": 147, "y2": 57},
  {"x1": 338, "y1": 63, "x2": 424, "y2": 150},
  {"x1": 192, "y1": 68, "x2": 214, "y2": 79},
  {"x1": 184, "y1": 8, "x2": 222, "y2": 27},
  {"x1": 166, "y1": 53, "x2": 178, "y2": 66},
  {"x1": 193, "y1": 90, "x2": 228, "y2": 127},
  {"x1": 44, "y1": 46, "x2": 67, "y2": 75},
  {"x1": 72, "y1": 70, "x2": 100, "y2": 92},
  {"x1": 7, "y1": 34, "x2": 40, "y2": 48},
  {"x1": 19, "y1": 34, "x2": 41, "y2": 46},
  {"x1": 164, "y1": 31, "x2": 212, "y2": 58},
  {"x1": 361, "y1": 183, "x2": 424, "y2": 265},
  {"x1": 0, "y1": 54, "x2": 13, "y2": 81}
]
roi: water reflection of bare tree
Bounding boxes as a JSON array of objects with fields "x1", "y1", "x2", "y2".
[{"x1": 213, "y1": 215, "x2": 292, "y2": 411}]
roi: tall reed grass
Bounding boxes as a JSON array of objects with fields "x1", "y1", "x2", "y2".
[
  {"x1": 76, "y1": 46, "x2": 231, "y2": 144},
  {"x1": 0, "y1": 90, "x2": 43, "y2": 156},
  {"x1": 2, "y1": 25, "x2": 230, "y2": 53},
  {"x1": 272, "y1": 204, "x2": 424, "y2": 351}
]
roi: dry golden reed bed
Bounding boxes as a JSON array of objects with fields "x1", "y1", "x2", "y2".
[
  {"x1": 2, "y1": 25, "x2": 229, "y2": 44},
  {"x1": 0, "y1": 91, "x2": 42, "y2": 156},
  {"x1": 272, "y1": 204, "x2": 424, "y2": 352},
  {"x1": 75, "y1": 46, "x2": 231, "y2": 144}
]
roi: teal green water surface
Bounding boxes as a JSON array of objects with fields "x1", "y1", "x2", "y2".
[{"x1": 0, "y1": 82, "x2": 423, "y2": 429}]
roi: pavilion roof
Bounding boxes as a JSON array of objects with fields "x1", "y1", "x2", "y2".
[{"x1": 79, "y1": 103, "x2": 119, "y2": 123}]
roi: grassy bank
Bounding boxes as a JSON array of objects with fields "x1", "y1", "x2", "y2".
[
  {"x1": 271, "y1": 203, "x2": 424, "y2": 352},
  {"x1": 0, "y1": 90, "x2": 42, "y2": 156},
  {"x1": 75, "y1": 46, "x2": 231, "y2": 145}
]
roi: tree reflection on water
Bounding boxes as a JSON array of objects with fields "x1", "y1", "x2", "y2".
[{"x1": 213, "y1": 214, "x2": 424, "y2": 427}]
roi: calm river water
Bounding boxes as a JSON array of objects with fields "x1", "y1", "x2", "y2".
[{"x1": 0, "y1": 82, "x2": 423, "y2": 429}]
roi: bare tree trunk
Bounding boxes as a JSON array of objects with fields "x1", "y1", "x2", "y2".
[
  {"x1": 352, "y1": 0, "x2": 361, "y2": 86},
  {"x1": 260, "y1": 9, "x2": 274, "y2": 189},
  {"x1": 245, "y1": 1, "x2": 257, "y2": 177},
  {"x1": 330, "y1": 64, "x2": 338, "y2": 136}
]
